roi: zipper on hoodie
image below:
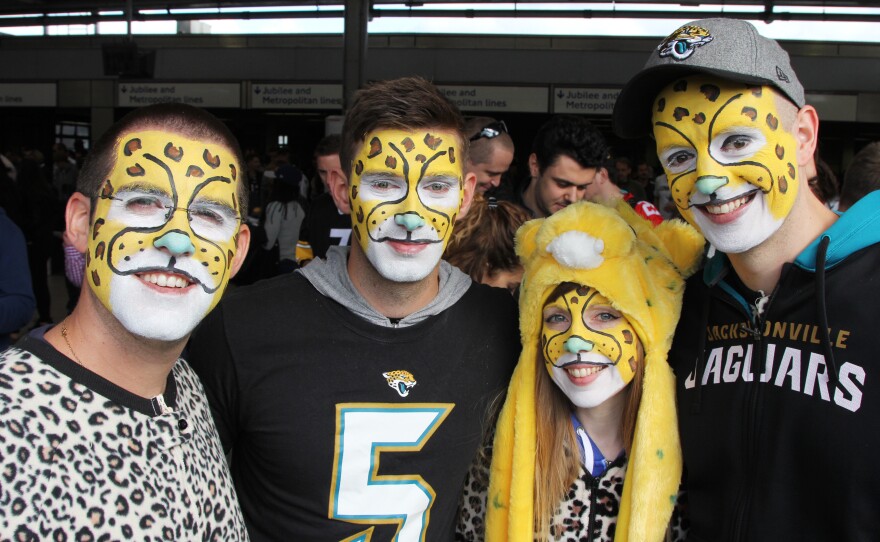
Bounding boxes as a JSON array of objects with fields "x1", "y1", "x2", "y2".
[
  {"x1": 583, "y1": 454, "x2": 625, "y2": 541},
  {"x1": 731, "y1": 288, "x2": 774, "y2": 541},
  {"x1": 586, "y1": 475, "x2": 600, "y2": 539}
]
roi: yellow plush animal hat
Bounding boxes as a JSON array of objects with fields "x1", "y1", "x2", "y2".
[{"x1": 486, "y1": 200, "x2": 704, "y2": 541}]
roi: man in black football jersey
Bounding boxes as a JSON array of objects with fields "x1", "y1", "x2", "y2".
[
  {"x1": 296, "y1": 134, "x2": 352, "y2": 265},
  {"x1": 189, "y1": 76, "x2": 520, "y2": 541}
]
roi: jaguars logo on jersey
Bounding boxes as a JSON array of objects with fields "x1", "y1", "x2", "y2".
[
  {"x1": 382, "y1": 370, "x2": 417, "y2": 398},
  {"x1": 657, "y1": 25, "x2": 714, "y2": 61}
]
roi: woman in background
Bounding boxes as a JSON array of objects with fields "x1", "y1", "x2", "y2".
[
  {"x1": 444, "y1": 195, "x2": 530, "y2": 294},
  {"x1": 263, "y1": 164, "x2": 306, "y2": 274}
]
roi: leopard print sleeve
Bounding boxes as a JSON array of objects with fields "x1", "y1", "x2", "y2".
[
  {"x1": 455, "y1": 442, "x2": 491, "y2": 542},
  {"x1": 667, "y1": 487, "x2": 690, "y2": 542}
]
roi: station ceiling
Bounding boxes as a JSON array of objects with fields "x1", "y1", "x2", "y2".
[{"x1": 1, "y1": 1, "x2": 880, "y2": 27}]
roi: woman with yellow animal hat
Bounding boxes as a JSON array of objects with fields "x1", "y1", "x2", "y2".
[{"x1": 457, "y1": 200, "x2": 704, "y2": 541}]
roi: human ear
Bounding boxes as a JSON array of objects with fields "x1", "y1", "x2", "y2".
[
  {"x1": 229, "y1": 224, "x2": 251, "y2": 278},
  {"x1": 65, "y1": 193, "x2": 92, "y2": 254},
  {"x1": 794, "y1": 104, "x2": 819, "y2": 169},
  {"x1": 329, "y1": 169, "x2": 351, "y2": 214},
  {"x1": 528, "y1": 153, "x2": 540, "y2": 178},
  {"x1": 457, "y1": 172, "x2": 478, "y2": 220}
]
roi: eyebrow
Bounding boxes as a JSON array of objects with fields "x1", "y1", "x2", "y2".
[
  {"x1": 116, "y1": 183, "x2": 170, "y2": 196},
  {"x1": 192, "y1": 195, "x2": 237, "y2": 213},
  {"x1": 421, "y1": 174, "x2": 459, "y2": 184},
  {"x1": 360, "y1": 172, "x2": 406, "y2": 183},
  {"x1": 552, "y1": 176, "x2": 592, "y2": 187}
]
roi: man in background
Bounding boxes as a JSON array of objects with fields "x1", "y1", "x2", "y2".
[
  {"x1": 464, "y1": 116, "x2": 515, "y2": 196},
  {"x1": 296, "y1": 134, "x2": 352, "y2": 264},
  {"x1": 518, "y1": 115, "x2": 608, "y2": 218},
  {"x1": 839, "y1": 141, "x2": 880, "y2": 211}
]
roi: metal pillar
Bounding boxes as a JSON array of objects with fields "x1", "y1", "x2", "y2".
[{"x1": 343, "y1": 0, "x2": 369, "y2": 111}]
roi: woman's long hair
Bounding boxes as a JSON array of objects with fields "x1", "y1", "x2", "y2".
[
  {"x1": 532, "y1": 282, "x2": 645, "y2": 540},
  {"x1": 444, "y1": 194, "x2": 529, "y2": 282}
]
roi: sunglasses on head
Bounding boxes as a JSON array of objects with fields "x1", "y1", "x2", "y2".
[{"x1": 469, "y1": 120, "x2": 508, "y2": 142}]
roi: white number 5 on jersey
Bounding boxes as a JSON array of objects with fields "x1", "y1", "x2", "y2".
[{"x1": 329, "y1": 403, "x2": 453, "y2": 542}]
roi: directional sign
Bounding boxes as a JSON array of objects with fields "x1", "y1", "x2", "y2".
[
  {"x1": 117, "y1": 83, "x2": 240, "y2": 108},
  {"x1": 553, "y1": 87, "x2": 620, "y2": 115},
  {"x1": 0, "y1": 83, "x2": 56, "y2": 107},
  {"x1": 250, "y1": 83, "x2": 343, "y2": 110},
  {"x1": 437, "y1": 86, "x2": 548, "y2": 113}
]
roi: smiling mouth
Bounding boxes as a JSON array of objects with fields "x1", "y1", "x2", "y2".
[
  {"x1": 566, "y1": 365, "x2": 606, "y2": 378},
  {"x1": 137, "y1": 271, "x2": 194, "y2": 289},
  {"x1": 698, "y1": 189, "x2": 759, "y2": 215}
]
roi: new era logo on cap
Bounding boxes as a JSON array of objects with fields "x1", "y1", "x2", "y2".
[{"x1": 776, "y1": 66, "x2": 791, "y2": 83}]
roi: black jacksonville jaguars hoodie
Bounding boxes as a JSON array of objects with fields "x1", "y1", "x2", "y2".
[{"x1": 670, "y1": 190, "x2": 880, "y2": 542}]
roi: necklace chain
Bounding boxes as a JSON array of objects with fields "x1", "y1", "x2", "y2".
[{"x1": 60, "y1": 322, "x2": 84, "y2": 366}]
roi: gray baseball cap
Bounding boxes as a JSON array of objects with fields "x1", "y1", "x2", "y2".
[{"x1": 613, "y1": 18, "x2": 805, "y2": 139}]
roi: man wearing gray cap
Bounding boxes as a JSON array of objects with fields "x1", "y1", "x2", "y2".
[{"x1": 614, "y1": 18, "x2": 880, "y2": 541}]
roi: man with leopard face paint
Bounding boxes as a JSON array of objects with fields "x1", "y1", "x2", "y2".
[
  {"x1": 614, "y1": 18, "x2": 880, "y2": 541},
  {"x1": 0, "y1": 104, "x2": 251, "y2": 539},
  {"x1": 188, "y1": 77, "x2": 520, "y2": 541}
]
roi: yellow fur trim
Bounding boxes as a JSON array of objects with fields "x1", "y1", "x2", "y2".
[{"x1": 486, "y1": 201, "x2": 704, "y2": 541}]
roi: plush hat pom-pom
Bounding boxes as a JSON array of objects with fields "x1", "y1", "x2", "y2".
[{"x1": 546, "y1": 230, "x2": 605, "y2": 270}]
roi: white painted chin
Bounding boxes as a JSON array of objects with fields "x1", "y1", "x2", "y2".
[
  {"x1": 366, "y1": 241, "x2": 444, "y2": 283},
  {"x1": 691, "y1": 190, "x2": 783, "y2": 254},
  {"x1": 550, "y1": 361, "x2": 627, "y2": 409},
  {"x1": 108, "y1": 274, "x2": 215, "y2": 342},
  {"x1": 365, "y1": 218, "x2": 446, "y2": 283}
]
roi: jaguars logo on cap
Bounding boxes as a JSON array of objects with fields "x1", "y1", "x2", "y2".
[{"x1": 657, "y1": 24, "x2": 714, "y2": 61}]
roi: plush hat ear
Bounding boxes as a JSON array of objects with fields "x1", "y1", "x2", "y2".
[
  {"x1": 514, "y1": 217, "x2": 544, "y2": 263},
  {"x1": 653, "y1": 218, "x2": 705, "y2": 278}
]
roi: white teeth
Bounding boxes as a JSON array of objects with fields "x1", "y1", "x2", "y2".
[
  {"x1": 705, "y1": 195, "x2": 748, "y2": 215},
  {"x1": 566, "y1": 366, "x2": 603, "y2": 378},
  {"x1": 141, "y1": 273, "x2": 189, "y2": 289}
]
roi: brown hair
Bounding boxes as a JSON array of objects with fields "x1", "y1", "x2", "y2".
[
  {"x1": 78, "y1": 103, "x2": 247, "y2": 214},
  {"x1": 840, "y1": 141, "x2": 880, "y2": 211},
  {"x1": 314, "y1": 133, "x2": 341, "y2": 158},
  {"x1": 443, "y1": 194, "x2": 529, "y2": 283},
  {"x1": 532, "y1": 282, "x2": 645, "y2": 540},
  {"x1": 340, "y1": 76, "x2": 467, "y2": 179}
]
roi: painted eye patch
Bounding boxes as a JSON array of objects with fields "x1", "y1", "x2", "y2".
[
  {"x1": 417, "y1": 176, "x2": 458, "y2": 202},
  {"x1": 543, "y1": 307, "x2": 571, "y2": 330},
  {"x1": 710, "y1": 127, "x2": 767, "y2": 163},
  {"x1": 359, "y1": 174, "x2": 407, "y2": 199},
  {"x1": 658, "y1": 125, "x2": 768, "y2": 176},
  {"x1": 660, "y1": 146, "x2": 696, "y2": 175}
]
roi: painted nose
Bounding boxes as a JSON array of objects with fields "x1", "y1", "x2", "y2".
[
  {"x1": 564, "y1": 337, "x2": 594, "y2": 354},
  {"x1": 695, "y1": 176, "x2": 728, "y2": 196},
  {"x1": 154, "y1": 231, "x2": 196, "y2": 256},
  {"x1": 395, "y1": 212, "x2": 425, "y2": 232}
]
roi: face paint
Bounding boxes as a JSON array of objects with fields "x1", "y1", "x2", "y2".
[
  {"x1": 87, "y1": 130, "x2": 242, "y2": 342},
  {"x1": 348, "y1": 128, "x2": 465, "y2": 282},
  {"x1": 541, "y1": 285, "x2": 639, "y2": 409},
  {"x1": 652, "y1": 76, "x2": 800, "y2": 253}
]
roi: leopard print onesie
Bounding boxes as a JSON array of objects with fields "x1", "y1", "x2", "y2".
[{"x1": 0, "y1": 334, "x2": 249, "y2": 541}]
